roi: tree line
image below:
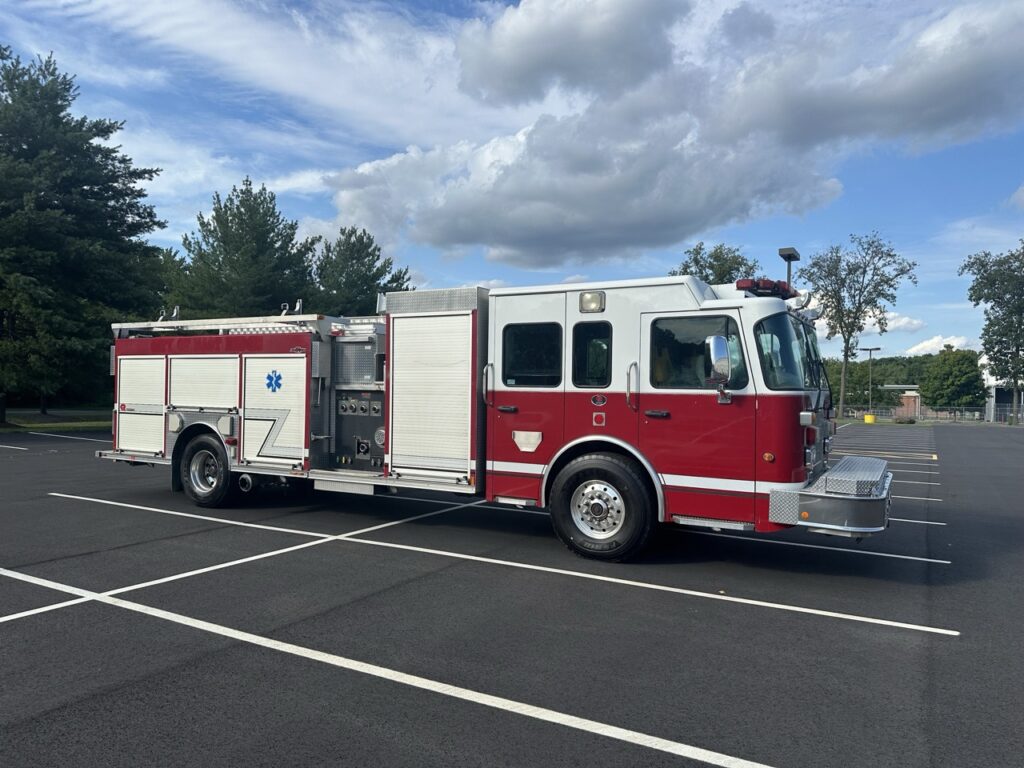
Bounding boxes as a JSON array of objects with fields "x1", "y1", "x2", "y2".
[{"x1": 0, "y1": 48, "x2": 408, "y2": 416}]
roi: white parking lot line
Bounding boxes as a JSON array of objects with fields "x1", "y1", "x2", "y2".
[
  {"x1": 28, "y1": 432, "x2": 109, "y2": 443},
  {"x1": 41, "y1": 493, "x2": 960, "y2": 636},
  {"x1": 893, "y1": 495, "x2": 943, "y2": 502},
  {"x1": 831, "y1": 450, "x2": 939, "y2": 460},
  {"x1": 5, "y1": 497, "x2": 477, "y2": 625},
  {"x1": 340, "y1": 538, "x2": 959, "y2": 635},
  {"x1": 889, "y1": 518, "x2": 946, "y2": 526},
  {"x1": 690, "y1": 532, "x2": 951, "y2": 564},
  {"x1": 0, "y1": 596, "x2": 93, "y2": 624},
  {"x1": 50, "y1": 493, "x2": 330, "y2": 538},
  {"x1": 0, "y1": 568, "x2": 778, "y2": 768},
  {"x1": 0, "y1": 444, "x2": 28, "y2": 451},
  {"x1": 893, "y1": 480, "x2": 942, "y2": 485},
  {"x1": 889, "y1": 469, "x2": 940, "y2": 475}
]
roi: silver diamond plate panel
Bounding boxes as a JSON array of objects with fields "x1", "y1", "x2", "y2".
[
  {"x1": 824, "y1": 456, "x2": 887, "y2": 496},
  {"x1": 384, "y1": 286, "x2": 488, "y2": 314},
  {"x1": 334, "y1": 338, "x2": 379, "y2": 385},
  {"x1": 769, "y1": 489, "x2": 801, "y2": 524}
]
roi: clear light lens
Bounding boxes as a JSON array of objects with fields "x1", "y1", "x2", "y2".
[{"x1": 579, "y1": 291, "x2": 605, "y2": 313}]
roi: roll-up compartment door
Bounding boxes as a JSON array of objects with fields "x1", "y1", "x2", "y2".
[
  {"x1": 390, "y1": 313, "x2": 473, "y2": 474},
  {"x1": 169, "y1": 356, "x2": 239, "y2": 409},
  {"x1": 117, "y1": 356, "x2": 166, "y2": 453}
]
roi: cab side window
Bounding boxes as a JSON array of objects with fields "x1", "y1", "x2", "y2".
[
  {"x1": 572, "y1": 321, "x2": 611, "y2": 388},
  {"x1": 650, "y1": 316, "x2": 748, "y2": 390},
  {"x1": 503, "y1": 323, "x2": 562, "y2": 387}
]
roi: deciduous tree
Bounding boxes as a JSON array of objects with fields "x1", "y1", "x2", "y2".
[
  {"x1": 798, "y1": 233, "x2": 916, "y2": 417},
  {"x1": 959, "y1": 241, "x2": 1024, "y2": 423},
  {"x1": 919, "y1": 345, "x2": 986, "y2": 408},
  {"x1": 669, "y1": 242, "x2": 759, "y2": 284}
]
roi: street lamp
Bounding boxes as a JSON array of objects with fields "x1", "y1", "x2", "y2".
[
  {"x1": 779, "y1": 247, "x2": 801, "y2": 286},
  {"x1": 859, "y1": 346, "x2": 881, "y2": 415}
]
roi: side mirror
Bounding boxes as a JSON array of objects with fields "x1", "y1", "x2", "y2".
[{"x1": 705, "y1": 335, "x2": 731, "y2": 385}]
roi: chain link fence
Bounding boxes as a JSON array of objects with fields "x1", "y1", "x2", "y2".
[{"x1": 843, "y1": 405, "x2": 1021, "y2": 423}]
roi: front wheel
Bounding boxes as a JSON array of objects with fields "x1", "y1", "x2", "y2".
[
  {"x1": 180, "y1": 434, "x2": 234, "y2": 508},
  {"x1": 549, "y1": 453, "x2": 654, "y2": 561}
]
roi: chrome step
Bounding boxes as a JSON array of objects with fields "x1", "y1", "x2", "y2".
[{"x1": 671, "y1": 515, "x2": 754, "y2": 531}]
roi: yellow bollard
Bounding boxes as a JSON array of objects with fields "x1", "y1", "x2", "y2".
[{"x1": 864, "y1": 414, "x2": 876, "y2": 424}]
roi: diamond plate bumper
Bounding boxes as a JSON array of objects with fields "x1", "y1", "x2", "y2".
[{"x1": 769, "y1": 456, "x2": 893, "y2": 536}]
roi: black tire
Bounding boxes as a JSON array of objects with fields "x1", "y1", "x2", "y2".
[
  {"x1": 180, "y1": 433, "x2": 234, "y2": 508},
  {"x1": 548, "y1": 453, "x2": 655, "y2": 561}
]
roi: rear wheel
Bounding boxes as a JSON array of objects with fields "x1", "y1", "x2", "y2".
[
  {"x1": 180, "y1": 434, "x2": 233, "y2": 508},
  {"x1": 549, "y1": 453, "x2": 655, "y2": 561}
]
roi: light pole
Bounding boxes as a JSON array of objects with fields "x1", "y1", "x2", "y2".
[
  {"x1": 779, "y1": 247, "x2": 801, "y2": 286},
  {"x1": 860, "y1": 346, "x2": 881, "y2": 415}
]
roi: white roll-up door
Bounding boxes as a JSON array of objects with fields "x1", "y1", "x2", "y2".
[
  {"x1": 116, "y1": 356, "x2": 166, "y2": 453},
  {"x1": 390, "y1": 313, "x2": 473, "y2": 473}
]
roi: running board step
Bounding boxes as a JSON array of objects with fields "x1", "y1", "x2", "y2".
[{"x1": 671, "y1": 515, "x2": 754, "y2": 531}]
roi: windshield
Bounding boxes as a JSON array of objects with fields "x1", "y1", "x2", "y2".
[
  {"x1": 791, "y1": 316, "x2": 822, "y2": 389},
  {"x1": 754, "y1": 313, "x2": 813, "y2": 390}
]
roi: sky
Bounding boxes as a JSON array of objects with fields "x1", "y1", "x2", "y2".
[{"x1": 3, "y1": 0, "x2": 1023, "y2": 359}]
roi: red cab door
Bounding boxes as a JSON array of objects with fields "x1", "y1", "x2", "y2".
[
  {"x1": 638, "y1": 311, "x2": 757, "y2": 523},
  {"x1": 486, "y1": 292, "x2": 566, "y2": 503}
]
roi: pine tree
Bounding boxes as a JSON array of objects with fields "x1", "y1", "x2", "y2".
[
  {"x1": 176, "y1": 179, "x2": 317, "y2": 317},
  {"x1": 313, "y1": 227, "x2": 410, "y2": 316},
  {"x1": 0, "y1": 47, "x2": 164, "y2": 412}
]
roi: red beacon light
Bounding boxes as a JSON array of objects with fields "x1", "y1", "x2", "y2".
[{"x1": 735, "y1": 278, "x2": 800, "y2": 300}]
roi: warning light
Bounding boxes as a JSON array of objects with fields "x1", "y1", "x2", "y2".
[
  {"x1": 762, "y1": 452, "x2": 776, "y2": 462},
  {"x1": 800, "y1": 511, "x2": 809, "y2": 520}
]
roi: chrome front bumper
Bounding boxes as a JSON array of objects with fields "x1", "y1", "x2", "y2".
[{"x1": 769, "y1": 456, "x2": 893, "y2": 537}]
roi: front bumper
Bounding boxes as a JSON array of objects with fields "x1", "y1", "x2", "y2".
[{"x1": 769, "y1": 456, "x2": 892, "y2": 537}]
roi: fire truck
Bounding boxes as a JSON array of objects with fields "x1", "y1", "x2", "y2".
[{"x1": 98, "y1": 275, "x2": 893, "y2": 560}]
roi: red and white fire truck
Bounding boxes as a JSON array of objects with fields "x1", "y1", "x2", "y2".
[{"x1": 98, "y1": 275, "x2": 892, "y2": 560}]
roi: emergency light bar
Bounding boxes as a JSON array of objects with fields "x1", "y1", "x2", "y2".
[{"x1": 735, "y1": 278, "x2": 799, "y2": 300}]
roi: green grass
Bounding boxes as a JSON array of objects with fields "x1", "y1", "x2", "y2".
[{"x1": 0, "y1": 408, "x2": 111, "y2": 433}]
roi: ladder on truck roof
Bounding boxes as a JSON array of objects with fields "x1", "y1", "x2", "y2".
[{"x1": 110, "y1": 314, "x2": 347, "y2": 339}]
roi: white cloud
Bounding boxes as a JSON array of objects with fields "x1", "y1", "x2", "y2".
[
  {"x1": 17, "y1": 1, "x2": 1024, "y2": 268},
  {"x1": 1011, "y1": 184, "x2": 1024, "y2": 210},
  {"x1": 561, "y1": 274, "x2": 588, "y2": 283},
  {"x1": 905, "y1": 335, "x2": 975, "y2": 356},
  {"x1": 330, "y1": 1, "x2": 1024, "y2": 266},
  {"x1": 457, "y1": 0, "x2": 690, "y2": 104},
  {"x1": 23, "y1": 0, "x2": 566, "y2": 148},
  {"x1": 461, "y1": 278, "x2": 509, "y2": 290},
  {"x1": 862, "y1": 311, "x2": 926, "y2": 335},
  {"x1": 262, "y1": 169, "x2": 332, "y2": 196}
]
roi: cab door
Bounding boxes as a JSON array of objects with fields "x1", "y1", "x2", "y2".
[
  {"x1": 487, "y1": 292, "x2": 566, "y2": 502},
  {"x1": 638, "y1": 311, "x2": 756, "y2": 522}
]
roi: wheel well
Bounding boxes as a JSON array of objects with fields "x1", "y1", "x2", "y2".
[
  {"x1": 543, "y1": 439, "x2": 661, "y2": 518},
  {"x1": 170, "y1": 423, "x2": 220, "y2": 491}
]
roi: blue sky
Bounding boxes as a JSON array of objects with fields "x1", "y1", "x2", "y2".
[{"x1": 3, "y1": 0, "x2": 1023, "y2": 358}]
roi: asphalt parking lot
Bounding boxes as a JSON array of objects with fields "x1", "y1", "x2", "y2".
[{"x1": 2, "y1": 424, "x2": 1023, "y2": 767}]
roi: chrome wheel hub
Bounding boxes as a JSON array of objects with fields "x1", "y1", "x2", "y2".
[
  {"x1": 570, "y1": 481, "x2": 625, "y2": 540},
  {"x1": 189, "y1": 449, "x2": 220, "y2": 493}
]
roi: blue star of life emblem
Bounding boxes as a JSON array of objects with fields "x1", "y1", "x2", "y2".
[{"x1": 266, "y1": 370, "x2": 283, "y2": 393}]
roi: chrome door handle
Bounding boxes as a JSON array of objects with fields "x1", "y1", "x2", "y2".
[
  {"x1": 497, "y1": 405, "x2": 518, "y2": 413},
  {"x1": 626, "y1": 361, "x2": 639, "y2": 411},
  {"x1": 644, "y1": 410, "x2": 670, "y2": 418},
  {"x1": 482, "y1": 363, "x2": 495, "y2": 407}
]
